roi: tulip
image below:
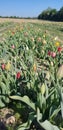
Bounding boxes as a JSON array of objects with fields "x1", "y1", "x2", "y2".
[
  {"x1": 57, "y1": 65, "x2": 63, "y2": 79},
  {"x1": 33, "y1": 63, "x2": 37, "y2": 72},
  {"x1": 42, "y1": 39, "x2": 46, "y2": 45},
  {"x1": 31, "y1": 37, "x2": 34, "y2": 42},
  {"x1": 40, "y1": 83, "x2": 46, "y2": 95},
  {"x1": 51, "y1": 52, "x2": 56, "y2": 58},
  {"x1": 12, "y1": 32, "x2": 15, "y2": 35},
  {"x1": 11, "y1": 45, "x2": 15, "y2": 49},
  {"x1": 5, "y1": 61, "x2": 11, "y2": 71},
  {"x1": 55, "y1": 42, "x2": 60, "y2": 47},
  {"x1": 1, "y1": 63, "x2": 5, "y2": 70},
  {"x1": 48, "y1": 51, "x2": 51, "y2": 56},
  {"x1": 37, "y1": 37, "x2": 41, "y2": 42},
  {"x1": 58, "y1": 47, "x2": 62, "y2": 52},
  {"x1": 24, "y1": 32, "x2": 28, "y2": 36},
  {"x1": 16, "y1": 72, "x2": 21, "y2": 79}
]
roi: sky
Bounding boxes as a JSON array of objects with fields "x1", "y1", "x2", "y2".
[{"x1": 0, "y1": 0, "x2": 63, "y2": 17}]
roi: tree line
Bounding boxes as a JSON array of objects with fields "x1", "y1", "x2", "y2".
[
  {"x1": 38, "y1": 7, "x2": 63, "y2": 21},
  {"x1": 0, "y1": 16, "x2": 37, "y2": 19}
]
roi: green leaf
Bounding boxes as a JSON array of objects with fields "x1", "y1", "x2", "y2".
[
  {"x1": 37, "y1": 93, "x2": 46, "y2": 112},
  {"x1": 61, "y1": 101, "x2": 63, "y2": 118},
  {"x1": 61, "y1": 92, "x2": 63, "y2": 118},
  {"x1": 0, "y1": 82, "x2": 9, "y2": 107},
  {"x1": 37, "y1": 107, "x2": 42, "y2": 121},
  {"x1": 49, "y1": 106, "x2": 60, "y2": 119},
  {"x1": 0, "y1": 96, "x2": 5, "y2": 107},
  {"x1": 10, "y1": 95, "x2": 35, "y2": 111},
  {"x1": 57, "y1": 65, "x2": 63, "y2": 79},
  {"x1": 17, "y1": 122, "x2": 29, "y2": 130},
  {"x1": 38, "y1": 120, "x2": 60, "y2": 130},
  {"x1": 16, "y1": 112, "x2": 35, "y2": 130}
]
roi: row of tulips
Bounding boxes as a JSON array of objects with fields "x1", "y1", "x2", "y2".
[{"x1": 0, "y1": 22, "x2": 63, "y2": 130}]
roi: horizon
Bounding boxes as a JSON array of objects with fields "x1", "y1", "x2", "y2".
[{"x1": 0, "y1": 0, "x2": 63, "y2": 17}]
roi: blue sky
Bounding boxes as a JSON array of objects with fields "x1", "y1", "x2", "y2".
[{"x1": 0, "y1": 0, "x2": 63, "y2": 17}]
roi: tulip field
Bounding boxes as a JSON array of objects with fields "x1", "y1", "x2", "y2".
[{"x1": 0, "y1": 19, "x2": 63, "y2": 130}]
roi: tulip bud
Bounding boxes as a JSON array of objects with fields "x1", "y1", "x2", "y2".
[
  {"x1": 40, "y1": 83, "x2": 46, "y2": 95},
  {"x1": 57, "y1": 65, "x2": 63, "y2": 79},
  {"x1": 1, "y1": 64, "x2": 5, "y2": 70},
  {"x1": 42, "y1": 39, "x2": 46, "y2": 45},
  {"x1": 51, "y1": 52, "x2": 56, "y2": 58},
  {"x1": 5, "y1": 61, "x2": 11, "y2": 71},
  {"x1": 16, "y1": 72, "x2": 21, "y2": 79},
  {"x1": 33, "y1": 63, "x2": 37, "y2": 72}
]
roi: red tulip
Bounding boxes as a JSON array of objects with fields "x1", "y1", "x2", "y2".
[
  {"x1": 48, "y1": 51, "x2": 51, "y2": 56},
  {"x1": 48, "y1": 51, "x2": 56, "y2": 58},
  {"x1": 57, "y1": 47, "x2": 62, "y2": 52},
  {"x1": 16, "y1": 72, "x2": 21, "y2": 79}
]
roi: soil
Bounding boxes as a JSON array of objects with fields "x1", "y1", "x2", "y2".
[
  {"x1": 0, "y1": 108, "x2": 15, "y2": 130},
  {"x1": 0, "y1": 108, "x2": 45, "y2": 130}
]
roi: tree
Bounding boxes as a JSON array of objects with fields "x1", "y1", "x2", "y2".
[
  {"x1": 38, "y1": 6, "x2": 63, "y2": 21},
  {"x1": 58, "y1": 7, "x2": 63, "y2": 21}
]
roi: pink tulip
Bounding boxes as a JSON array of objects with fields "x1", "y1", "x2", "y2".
[
  {"x1": 1, "y1": 64, "x2": 5, "y2": 70},
  {"x1": 11, "y1": 45, "x2": 15, "y2": 49},
  {"x1": 51, "y1": 52, "x2": 56, "y2": 58},
  {"x1": 48, "y1": 51, "x2": 56, "y2": 58}
]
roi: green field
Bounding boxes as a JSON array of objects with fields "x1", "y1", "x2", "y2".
[
  {"x1": 0, "y1": 19, "x2": 63, "y2": 130},
  {"x1": 0, "y1": 19, "x2": 63, "y2": 42}
]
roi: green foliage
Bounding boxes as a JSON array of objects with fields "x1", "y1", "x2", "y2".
[
  {"x1": 38, "y1": 6, "x2": 63, "y2": 21},
  {"x1": 0, "y1": 21, "x2": 63, "y2": 129}
]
